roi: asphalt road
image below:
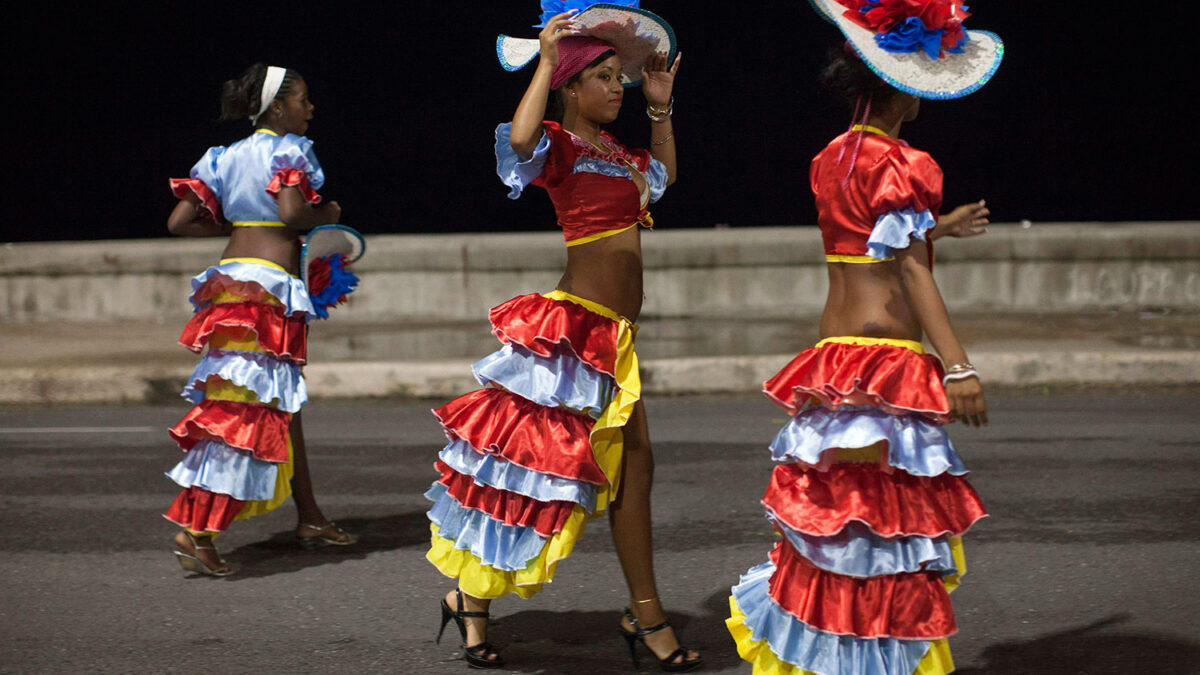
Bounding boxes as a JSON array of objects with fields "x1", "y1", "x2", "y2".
[{"x1": 1, "y1": 393, "x2": 1198, "y2": 674}]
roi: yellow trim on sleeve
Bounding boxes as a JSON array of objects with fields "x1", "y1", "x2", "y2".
[
  {"x1": 232, "y1": 221, "x2": 287, "y2": 228},
  {"x1": 564, "y1": 223, "x2": 638, "y2": 247},
  {"x1": 815, "y1": 336, "x2": 925, "y2": 354},
  {"x1": 825, "y1": 253, "x2": 893, "y2": 264},
  {"x1": 219, "y1": 257, "x2": 289, "y2": 273},
  {"x1": 254, "y1": 128, "x2": 280, "y2": 136}
]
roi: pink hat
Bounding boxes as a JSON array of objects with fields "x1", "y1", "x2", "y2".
[{"x1": 550, "y1": 36, "x2": 614, "y2": 90}]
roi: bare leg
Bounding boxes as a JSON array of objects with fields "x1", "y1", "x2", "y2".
[
  {"x1": 444, "y1": 588, "x2": 501, "y2": 661},
  {"x1": 289, "y1": 412, "x2": 356, "y2": 544},
  {"x1": 174, "y1": 530, "x2": 231, "y2": 575},
  {"x1": 609, "y1": 401, "x2": 700, "y2": 665}
]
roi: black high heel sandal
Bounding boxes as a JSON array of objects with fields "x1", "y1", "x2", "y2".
[
  {"x1": 437, "y1": 588, "x2": 505, "y2": 670},
  {"x1": 619, "y1": 608, "x2": 703, "y2": 672}
]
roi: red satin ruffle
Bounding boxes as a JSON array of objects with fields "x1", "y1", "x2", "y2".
[
  {"x1": 179, "y1": 302, "x2": 308, "y2": 364},
  {"x1": 764, "y1": 342, "x2": 950, "y2": 420},
  {"x1": 768, "y1": 540, "x2": 956, "y2": 639},
  {"x1": 434, "y1": 388, "x2": 606, "y2": 485},
  {"x1": 266, "y1": 169, "x2": 322, "y2": 204},
  {"x1": 169, "y1": 399, "x2": 290, "y2": 463},
  {"x1": 437, "y1": 462, "x2": 575, "y2": 537},
  {"x1": 164, "y1": 486, "x2": 245, "y2": 533},
  {"x1": 489, "y1": 294, "x2": 620, "y2": 378},
  {"x1": 764, "y1": 463, "x2": 986, "y2": 538},
  {"x1": 170, "y1": 177, "x2": 223, "y2": 222}
]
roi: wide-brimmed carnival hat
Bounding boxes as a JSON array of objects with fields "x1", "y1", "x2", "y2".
[
  {"x1": 497, "y1": 1, "x2": 677, "y2": 89},
  {"x1": 810, "y1": 0, "x2": 1003, "y2": 99}
]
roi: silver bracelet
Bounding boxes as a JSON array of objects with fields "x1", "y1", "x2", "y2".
[
  {"x1": 651, "y1": 131, "x2": 674, "y2": 145},
  {"x1": 942, "y1": 369, "x2": 980, "y2": 386},
  {"x1": 646, "y1": 96, "x2": 673, "y2": 122}
]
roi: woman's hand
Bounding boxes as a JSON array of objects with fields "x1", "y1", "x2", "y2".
[
  {"x1": 538, "y1": 11, "x2": 579, "y2": 69},
  {"x1": 317, "y1": 200, "x2": 342, "y2": 225},
  {"x1": 642, "y1": 51, "x2": 681, "y2": 109},
  {"x1": 932, "y1": 199, "x2": 989, "y2": 240},
  {"x1": 946, "y1": 376, "x2": 987, "y2": 427}
]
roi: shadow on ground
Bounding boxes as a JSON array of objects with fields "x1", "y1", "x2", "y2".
[
  {"x1": 216, "y1": 511, "x2": 429, "y2": 580},
  {"x1": 467, "y1": 588, "x2": 740, "y2": 674},
  {"x1": 958, "y1": 615, "x2": 1200, "y2": 675}
]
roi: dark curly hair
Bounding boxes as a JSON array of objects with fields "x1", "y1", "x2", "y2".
[
  {"x1": 219, "y1": 62, "x2": 304, "y2": 124},
  {"x1": 820, "y1": 44, "x2": 901, "y2": 112}
]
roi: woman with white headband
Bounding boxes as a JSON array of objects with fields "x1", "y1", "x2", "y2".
[{"x1": 162, "y1": 62, "x2": 359, "y2": 577}]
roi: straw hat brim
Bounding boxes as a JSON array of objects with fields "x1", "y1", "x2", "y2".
[
  {"x1": 810, "y1": 0, "x2": 1003, "y2": 100},
  {"x1": 498, "y1": 3, "x2": 677, "y2": 88}
]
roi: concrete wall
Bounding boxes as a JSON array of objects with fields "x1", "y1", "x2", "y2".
[{"x1": 2, "y1": 222, "x2": 1196, "y2": 323}]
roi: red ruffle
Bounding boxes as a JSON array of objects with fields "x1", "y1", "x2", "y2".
[
  {"x1": 764, "y1": 463, "x2": 986, "y2": 538},
  {"x1": 764, "y1": 342, "x2": 950, "y2": 420},
  {"x1": 489, "y1": 294, "x2": 620, "y2": 378},
  {"x1": 433, "y1": 388, "x2": 606, "y2": 485},
  {"x1": 170, "y1": 177, "x2": 223, "y2": 222},
  {"x1": 768, "y1": 540, "x2": 956, "y2": 639},
  {"x1": 179, "y1": 302, "x2": 308, "y2": 364},
  {"x1": 164, "y1": 486, "x2": 245, "y2": 533},
  {"x1": 437, "y1": 462, "x2": 576, "y2": 537},
  {"x1": 169, "y1": 399, "x2": 290, "y2": 462},
  {"x1": 266, "y1": 169, "x2": 322, "y2": 204}
]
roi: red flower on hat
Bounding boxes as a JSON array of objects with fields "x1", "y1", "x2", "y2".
[{"x1": 836, "y1": 0, "x2": 971, "y2": 59}]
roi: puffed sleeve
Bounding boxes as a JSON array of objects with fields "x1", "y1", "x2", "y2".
[
  {"x1": 630, "y1": 149, "x2": 669, "y2": 204},
  {"x1": 265, "y1": 134, "x2": 324, "y2": 204},
  {"x1": 169, "y1": 146, "x2": 225, "y2": 221},
  {"x1": 863, "y1": 147, "x2": 943, "y2": 260}
]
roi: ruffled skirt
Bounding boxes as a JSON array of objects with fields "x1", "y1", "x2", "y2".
[
  {"x1": 163, "y1": 258, "x2": 315, "y2": 534},
  {"x1": 727, "y1": 337, "x2": 986, "y2": 675},
  {"x1": 425, "y1": 291, "x2": 640, "y2": 598}
]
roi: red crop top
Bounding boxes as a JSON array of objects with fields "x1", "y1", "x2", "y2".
[{"x1": 810, "y1": 127, "x2": 943, "y2": 263}]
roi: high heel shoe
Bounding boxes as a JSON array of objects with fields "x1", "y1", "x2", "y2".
[
  {"x1": 619, "y1": 608, "x2": 702, "y2": 672},
  {"x1": 437, "y1": 588, "x2": 505, "y2": 669},
  {"x1": 171, "y1": 531, "x2": 231, "y2": 577}
]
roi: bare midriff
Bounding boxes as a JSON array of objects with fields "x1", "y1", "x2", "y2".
[
  {"x1": 558, "y1": 225, "x2": 644, "y2": 321},
  {"x1": 221, "y1": 227, "x2": 303, "y2": 276},
  {"x1": 820, "y1": 261, "x2": 921, "y2": 341}
]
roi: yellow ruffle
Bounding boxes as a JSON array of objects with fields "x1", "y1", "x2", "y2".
[
  {"x1": 236, "y1": 433, "x2": 294, "y2": 521},
  {"x1": 726, "y1": 595, "x2": 956, "y2": 675},
  {"x1": 816, "y1": 335, "x2": 925, "y2": 354},
  {"x1": 210, "y1": 290, "x2": 282, "y2": 306},
  {"x1": 943, "y1": 536, "x2": 967, "y2": 594},
  {"x1": 426, "y1": 505, "x2": 589, "y2": 599},
  {"x1": 202, "y1": 380, "x2": 265, "y2": 405}
]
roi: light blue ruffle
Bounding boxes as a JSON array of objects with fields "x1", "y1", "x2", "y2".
[
  {"x1": 439, "y1": 439, "x2": 597, "y2": 511},
  {"x1": 165, "y1": 440, "x2": 278, "y2": 501},
  {"x1": 182, "y1": 349, "x2": 307, "y2": 413},
  {"x1": 769, "y1": 407, "x2": 967, "y2": 477},
  {"x1": 425, "y1": 482, "x2": 547, "y2": 571},
  {"x1": 189, "y1": 260, "x2": 316, "y2": 319},
  {"x1": 495, "y1": 123, "x2": 551, "y2": 199},
  {"x1": 732, "y1": 561, "x2": 932, "y2": 674},
  {"x1": 473, "y1": 343, "x2": 614, "y2": 418},
  {"x1": 866, "y1": 207, "x2": 936, "y2": 261},
  {"x1": 770, "y1": 516, "x2": 957, "y2": 578}
]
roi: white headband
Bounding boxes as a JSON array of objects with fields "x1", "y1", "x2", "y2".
[{"x1": 252, "y1": 66, "x2": 288, "y2": 122}]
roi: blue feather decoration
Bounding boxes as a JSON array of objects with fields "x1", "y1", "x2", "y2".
[
  {"x1": 535, "y1": 0, "x2": 639, "y2": 27},
  {"x1": 308, "y1": 254, "x2": 359, "y2": 320}
]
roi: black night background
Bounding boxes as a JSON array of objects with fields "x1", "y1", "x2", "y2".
[{"x1": 5, "y1": 2, "x2": 1190, "y2": 243}]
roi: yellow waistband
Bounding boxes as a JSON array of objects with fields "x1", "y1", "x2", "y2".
[
  {"x1": 816, "y1": 336, "x2": 925, "y2": 354},
  {"x1": 232, "y1": 221, "x2": 287, "y2": 228},
  {"x1": 219, "y1": 257, "x2": 289, "y2": 273},
  {"x1": 542, "y1": 289, "x2": 634, "y2": 326},
  {"x1": 825, "y1": 254, "x2": 893, "y2": 264},
  {"x1": 565, "y1": 223, "x2": 638, "y2": 248}
]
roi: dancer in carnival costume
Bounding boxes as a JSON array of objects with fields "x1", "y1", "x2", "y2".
[
  {"x1": 726, "y1": 1, "x2": 1003, "y2": 673},
  {"x1": 426, "y1": 2, "x2": 700, "y2": 670},
  {"x1": 164, "y1": 62, "x2": 363, "y2": 576}
]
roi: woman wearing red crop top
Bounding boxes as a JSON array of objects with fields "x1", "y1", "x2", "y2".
[
  {"x1": 727, "y1": 2, "x2": 1005, "y2": 673},
  {"x1": 424, "y1": 3, "x2": 700, "y2": 671}
]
